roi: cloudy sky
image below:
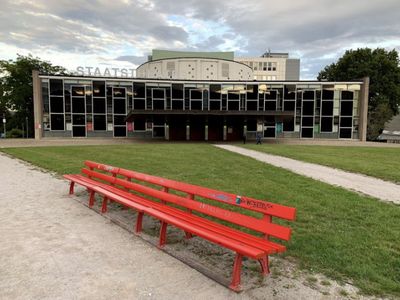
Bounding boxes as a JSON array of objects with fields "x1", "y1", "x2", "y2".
[{"x1": 0, "y1": 0, "x2": 399, "y2": 79}]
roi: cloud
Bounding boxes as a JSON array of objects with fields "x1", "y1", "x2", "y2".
[{"x1": 0, "y1": 0, "x2": 399, "y2": 78}]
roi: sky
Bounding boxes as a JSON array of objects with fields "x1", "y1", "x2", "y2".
[{"x1": 0, "y1": 0, "x2": 399, "y2": 79}]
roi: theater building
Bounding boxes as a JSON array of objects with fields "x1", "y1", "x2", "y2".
[{"x1": 32, "y1": 50, "x2": 369, "y2": 141}]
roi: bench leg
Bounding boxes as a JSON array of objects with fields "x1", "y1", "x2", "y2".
[
  {"x1": 88, "y1": 190, "x2": 95, "y2": 208},
  {"x1": 69, "y1": 182, "x2": 75, "y2": 195},
  {"x1": 229, "y1": 253, "x2": 243, "y2": 291},
  {"x1": 101, "y1": 196, "x2": 108, "y2": 213},
  {"x1": 135, "y1": 212, "x2": 144, "y2": 234},
  {"x1": 258, "y1": 256, "x2": 270, "y2": 276},
  {"x1": 158, "y1": 221, "x2": 168, "y2": 248}
]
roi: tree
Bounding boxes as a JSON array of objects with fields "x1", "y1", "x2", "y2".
[
  {"x1": 318, "y1": 48, "x2": 400, "y2": 140},
  {"x1": 0, "y1": 54, "x2": 66, "y2": 137}
]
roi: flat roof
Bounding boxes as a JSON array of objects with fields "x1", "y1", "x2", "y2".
[{"x1": 38, "y1": 74, "x2": 364, "y2": 85}]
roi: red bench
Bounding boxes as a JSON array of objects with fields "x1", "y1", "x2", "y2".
[{"x1": 64, "y1": 161, "x2": 296, "y2": 291}]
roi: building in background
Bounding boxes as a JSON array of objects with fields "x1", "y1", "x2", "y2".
[
  {"x1": 32, "y1": 50, "x2": 369, "y2": 141},
  {"x1": 378, "y1": 112, "x2": 400, "y2": 143},
  {"x1": 235, "y1": 50, "x2": 300, "y2": 80}
]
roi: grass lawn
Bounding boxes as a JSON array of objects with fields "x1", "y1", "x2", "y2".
[
  {"x1": 1, "y1": 144, "x2": 400, "y2": 297},
  {"x1": 241, "y1": 144, "x2": 400, "y2": 183}
]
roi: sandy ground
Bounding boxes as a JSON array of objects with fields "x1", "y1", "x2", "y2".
[
  {"x1": 215, "y1": 145, "x2": 400, "y2": 205},
  {"x1": 0, "y1": 153, "x2": 377, "y2": 299}
]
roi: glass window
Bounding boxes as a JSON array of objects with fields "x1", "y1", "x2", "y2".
[
  {"x1": 172, "y1": 84, "x2": 184, "y2": 99},
  {"x1": 284, "y1": 85, "x2": 296, "y2": 100},
  {"x1": 93, "y1": 115, "x2": 106, "y2": 130},
  {"x1": 113, "y1": 98, "x2": 126, "y2": 114},
  {"x1": 133, "y1": 83, "x2": 146, "y2": 98},
  {"x1": 50, "y1": 114, "x2": 64, "y2": 130},
  {"x1": 50, "y1": 97, "x2": 64, "y2": 113},
  {"x1": 153, "y1": 88, "x2": 165, "y2": 99},
  {"x1": 93, "y1": 98, "x2": 106, "y2": 114},
  {"x1": 113, "y1": 88, "x2": 126, "y2": 98},
  {"x1": 72, "y1": 86, "x2": 85, "y2": 97},
  {"x1": 209, "y1": 84, "x2": 221, "y2": 100},
  {"x1": 72, "y1": 98, "x2": 85, "y2": 113},
  {"x1": 93, "y1": 81, "x2": 106, "y2": 97},
  {"x1": 50, "y1": 79, "x2": 63, "y2": 96}
]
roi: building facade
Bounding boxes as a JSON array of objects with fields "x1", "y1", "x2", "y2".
[
  {"x1": 32, "y1": 72, "x2": 369, "y2": 141},
  {"x1": 235, "y1": 51, "x2": 300, "y2": 80}
]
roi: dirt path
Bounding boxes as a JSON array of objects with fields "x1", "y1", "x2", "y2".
[
  {"x1": 0, "y1": 153, "x2": 372, "y2": 299},
  {"x1": 215, "y1": 145, "x2": 400, "y2": 205}
]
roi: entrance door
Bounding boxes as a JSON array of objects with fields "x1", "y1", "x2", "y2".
[{"x1": 71, "y1": 85, "x2": 86, "y2": 137}]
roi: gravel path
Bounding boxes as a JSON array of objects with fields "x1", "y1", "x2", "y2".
[
  {"x1": 0, "y1": 153, "x2": 240, "y2": 300},
  {"x1": 215, "y1": 145, "x2": 400, "y2": 205}
]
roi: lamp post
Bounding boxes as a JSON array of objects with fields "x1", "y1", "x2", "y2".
[
  {"x1": 26, "y1": 116, "x2": 28, "y2": 138},
  {"x1": 2, "y1": 113, "x2": 6, "y2": 139}
]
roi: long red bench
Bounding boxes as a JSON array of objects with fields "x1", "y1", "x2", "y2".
[{"x1": 64, "y1": 161, "x2": 296, "y2": 291}]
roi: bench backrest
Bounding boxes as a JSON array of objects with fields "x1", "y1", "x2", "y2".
[{"x1": 83, "y1": 161, "x2": 296, "y2": 241}]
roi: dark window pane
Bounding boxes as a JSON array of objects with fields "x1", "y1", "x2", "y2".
[
  {"x1": 246, "y1": 84, "x2": 258, "y2": 100},
  {"x1": 301, "y1": 127, "x2": 313, "y2": 138},
  {"x1": 64, "y1": 95, "x2": 71, "y2": 113},
  {"x1": 246, "y1": 101, "x2": 257, "y2": 111},
  {"x1": 341, "y1": 91, "x2": 354, "y2": 100},
  {"x1": 50, "y1": 114, "x2": 64, "y2": 130},
  {"x1": 133, "y1": 83, "x2": 145, "y2": 98},
  {"x1": 114, "y1": 126, "x2": 126, "y2": 137},
  {"x1": 228, "y1": 91, "x2": 239, "y2": 100},
  {"x1": 72, "y1": 98, "x2": 85, "y2": 113},
  {"x1": 93, "y1": 98, "x2": 106, "y2": 113},
  {"x1": 227, "y1": 101, "x2": 239, "y2": 110},
  {"x1": 113, "y1": 88, "x2": 126, "y2": 98},
  {"x1": 114, "y1": 98, "x2": 126, "y2": 114},
  {"x1": 134, "y1": 118, "x2": 146, "y2": 131},
  {"x1": 321, "y1": 101, "x2": 334, "y2": 115},
  {"x1": 50, "y1": 79, "x2": 63, "y2": 96},
  {"x1": 340, "y1": 128, "x2": 352, "y2": 138},
  {"x1": 321, "y1": 117, "x2": 333, "y2": 132},
  {"x1": 134, "y1": 99, "x2": 145, "y2": 109},
  {"x1": 72, "y1": 126, "x2": 86, "y2": 137},
  {"x1": 210, "y1": 84, "x2": 221, "y2": 100},
  {"x1": 209, "y1": 101, "x2": 221, "y2": 110},
  {"x1": 93, "y1": 115, "x2": 106, "y2": 130},
  {"x1": 86, "y1": 95, "x2": 92, "y2": 113},
  {"x1": 73, "y1": 114, "x2": 85, "y2": 125},
  {"x1": 340, "y1": 117, "x2": 352, "y2": 127},
  {"x1": 114, "y1": 115, "x2": 126, "y2": 125},
  {"x1": 265, "y1": 101, "x2": 276, "y2": 111},
  {"x1": 93, "y1": 81, "x2": 105, "y2": 97},
  {"x1": 153, "y1": 88, "x2": 165, "y2": 99},
  {"x1": 284, "y1": 85, "x2": 296, "y2": 100},
  {"x1": 172, "y1": 100, "x2": 184, "y2": 110},
  {"x1": 72, "y1": 86, "x2": 85, "y2": 97},
  {"x1": 322, "y1": 89, "x2": 334, "y2": 100},
  {"x1": 50, "y1": 97, "x2": 64, "y2": 113},
  {"x1": 283, "y1": 117, "x2": 294, "y2": 131},
  {"x1": 302, "y1": 101, "x2": 314, "y2": 115},
  {"x1": 284, "y1": 101, "x2": 295, "y2": 111},
  {"x1": 153, "y1": 126, "x2": 165, "y2": 137},
  {"x1": 302, "y1": 116, "x2": 314, "y2": 127},
  {"x1": 191, "y1": 89, "x2": 202, "y2": 100},
  {"x1": 191, "y1": 101, "x2": 202, "y2": 110},
  {"x1": 153, "y1": 99, "x2": 165, "y2": 110},
  {"x1": 303, "y1": 91, "x2": 315, "y2": 100},
  {"x1": 340, "y1": 101, "x2": 353, "y2": 116},
  {"x1": 172, "y1": 84, "x2": 184, "y2": 99},
  {"x1": 264, "y1": 127, "x2": 275, "y2": 137},
  {"x1": 265, "y1": 90, "x2": 277, "y2": 100}
]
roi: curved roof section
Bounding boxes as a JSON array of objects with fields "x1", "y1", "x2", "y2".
[{"x1": 151, "y1": 49, "x2": 234, "y2": 61}]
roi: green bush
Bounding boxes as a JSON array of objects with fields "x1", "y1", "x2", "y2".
[{"x1": 6, "y1": 128, "x2": 24, "y2": 138}]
